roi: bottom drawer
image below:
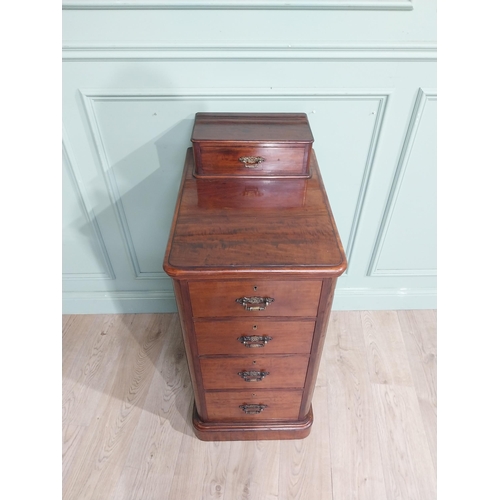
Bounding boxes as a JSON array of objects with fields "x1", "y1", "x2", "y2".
[{"x1": 204, "y1": 390, "x2": 303, "y2": 421}]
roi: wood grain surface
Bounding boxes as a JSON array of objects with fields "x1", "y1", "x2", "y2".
[
  {"x1": 279, "y1": 385, "x2": 333, "y2": 500},
  {"x1": 204, "y1": 389, "x2": 303, "y2": 421},
  {"x1": 398, "y1": 310, "x2": 437, "y2": 470},
  {"x1": 62, "y1": 311, "x2": 436, "y2": 500},
  {"x1": 163, "y1": 148, "x2": 347, "y2": 278},
  {"x1": 371, "y1": 384, "x2": 436, "y2": 500},
  {"x1": 200, "y1": 354, "x2": 309, "y2": 390},
  {"x1": 188, "y1": 279, "x2": 322, "y2": 318},
  {"x1": 194, "y1": 144, "x2": 310, "y2": 178},
  {"x1": 326, "y1": 312, "x2": 387, "y2": 499},
  {"x1": 191, "y1": 113, "x2": 314, "y2": 143},
  {"x1": 194, "y1": 319, "x2": 315, "y2": 356},
  {"x1": 362, "y1": 310, "x2": 414, "y2": 386}
]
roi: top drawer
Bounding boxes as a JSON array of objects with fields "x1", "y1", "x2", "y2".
[
  {"x1": 191, "y1": 113, "x2": 314, "y2": 179},
  {"x1": 192, "y1": 144, "x2": 311, "y2": 178},
  {"x1": 188, "y1": 280, "x2": 322, "y2": 318}
]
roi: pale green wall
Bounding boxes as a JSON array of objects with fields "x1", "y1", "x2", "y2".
[{"x1": 62, "y1": 0, "x2": 437, "y2": 313}]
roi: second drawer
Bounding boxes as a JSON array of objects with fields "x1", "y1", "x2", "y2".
[
  {"x1": 200, "y1": 355, "x2": 309, "y2": 390},
  {"x1": 195, "y1": 319, "x2": 315, "y2": 355}
]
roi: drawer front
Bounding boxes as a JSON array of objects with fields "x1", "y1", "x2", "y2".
[
  {"x1": 189, "y1": 280, "x2": 322, "y2": 318},
  {"x1": 195, "y1": 319, "x2": 315, "y2": 355},
  {"x1": 200, "y1": 355, "x2": 309, "y2": 390},
  {"x1": 205, "y1": 389, "x2": 303, "y2": 421},
  {"x1": 194, "y1": 144, "x2": 309, "y2": 177}
]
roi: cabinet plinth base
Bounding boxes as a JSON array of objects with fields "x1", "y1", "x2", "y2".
[{"x1": 192, "y1": 403, "x2": 314, "y2": 441}]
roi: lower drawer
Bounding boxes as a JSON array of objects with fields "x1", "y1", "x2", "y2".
[
  {"x1": 200, "y1": 355, "x2": 309, "y2": 390},
  {"x1": 205, "y1": 389, "x2": 303, "y2": 421}
]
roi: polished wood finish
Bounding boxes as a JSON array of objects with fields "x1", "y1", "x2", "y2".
[
  {"x1": 200, "y1": 354, "x2": 309, "y2": 390},
  {"x1": 188, "y1": 279, "x2": 322, "y2": 318},
  {"x1": 192, "y1": 405, "x2": 314, "y2": 441},
  {"x1": 300, "y1": 277, "x2": 336, "y2": 418},
  {"x1": 204, "y1": 390, "x2": 304, "y2": 421},
  {"x1": 196, "y1": 177, "x2": 307, "y2": 209},
  {"x1": 164, "y1": 139, "x2": 346, "y2": 440},
  {"x1": 191, "y1": 113, "x2": 314, "y2": 178},
  {"x1": 194, "y1": 145, "x2": 309, "y2": 178},
  {"x1": 163, "y1": 149, "x2": 346, "y2": 279},
  {"x1": 194, "y1": 319, "x2": 315, "y2": 356}
]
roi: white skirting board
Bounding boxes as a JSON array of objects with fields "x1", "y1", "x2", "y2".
[{"x1": 62, "y1": 288, "x2": 436, "y2": 314}]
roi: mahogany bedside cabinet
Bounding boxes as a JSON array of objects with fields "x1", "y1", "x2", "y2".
[{"x1": 163, "y1": 113, "x2": 347, "y2": 441}]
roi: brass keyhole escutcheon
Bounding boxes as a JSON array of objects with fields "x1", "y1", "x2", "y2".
[
  {"x1": 253, "y1": 360, "x2": 256, "y2": 364},
  {"x1": 253, "y1": 325, "x2": 257, "y2": 330},
  {"x1": 253, "y1": 286, "x2": 258, "y2": 291}
]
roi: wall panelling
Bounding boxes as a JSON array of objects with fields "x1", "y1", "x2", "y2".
[{"x1": 62, "y1": 2, "x2": 437, "y2": 312}]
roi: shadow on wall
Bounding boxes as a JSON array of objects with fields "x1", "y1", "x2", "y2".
[{"x1": 63, "y1": 114, "x2": 206, "y2": 311}]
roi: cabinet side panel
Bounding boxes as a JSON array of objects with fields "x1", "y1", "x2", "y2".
[
  {"x1": 299, "y1": 278, "x2": 336, "y2": 419},
  {"x1": 173, "y1": 279, "x2": 208, "y2": 420}
]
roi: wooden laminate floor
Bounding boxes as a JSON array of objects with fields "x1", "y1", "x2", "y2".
[{"x1": 62, "y1": 311, "x2": 436, "y2": 500}]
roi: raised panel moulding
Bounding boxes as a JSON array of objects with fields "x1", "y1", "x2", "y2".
[
  {"x1": 346, "y1": 94, "x2": 389, "y2": 273},
  {"x1": 62, "y1": 42, "x2": 436, "y2": 62},
  {"x1": 62, "y1": 0, "x2": 413, "y2": 11},
  {"x1": 80, "y1": 93, "x2": 164, "y2": 280},
  {"x1": 62, "y1": 128, "x2": 116, "y2": 280},
  {"x1": 80, "y1": 88, "x2": 390, "y2": 280},
  {"x1": 367, "y1": 88, "x2": 437, "y2": 278}
]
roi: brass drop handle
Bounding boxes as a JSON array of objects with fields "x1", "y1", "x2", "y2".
[
  {"x1": 237, "y1": 335, "x2": 273, "y2": 348},
  {"x1": 238, "y1": 370, "x2": 270, "y2": 382},
  {"x1": 239, "y1": 404, "x2": 268, "y2": 414},
  {"x1": 235, "y1": 296, "x2": 275, "y2": 311},
  {"x1": 239, "y1": 156, "x2": 265, "y2": 168}
]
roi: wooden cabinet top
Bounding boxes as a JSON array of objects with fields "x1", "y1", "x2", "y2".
[
  {"x1": 191, "y1": 112, "x2": 314, "y2": 143},
  {"x1": 163, "y1": 148, "x2": 347, "y2": 279}
]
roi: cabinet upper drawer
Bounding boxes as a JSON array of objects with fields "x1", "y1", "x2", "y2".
[
  {"x1": 193, "y1": 144, "x2": 311, "y2": 178},
  {"x1": 191, "y1": 112, "x2": 314, "y2": 179},
  {"x1": 195, "y1": 319, "x2": 315, "y2": 355},
  {"x1": 188, "y1": 280, "x2": 322, "y2": 318}
]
